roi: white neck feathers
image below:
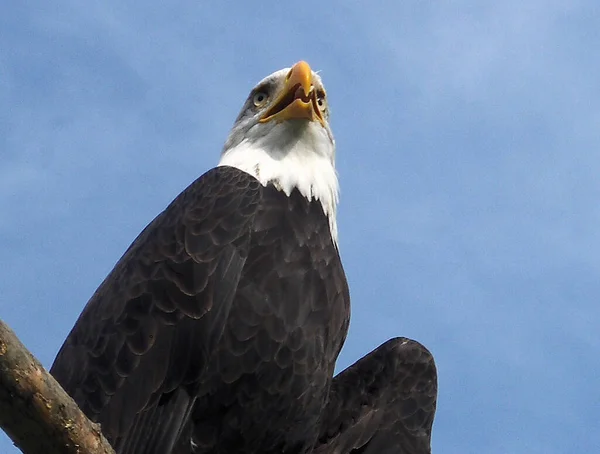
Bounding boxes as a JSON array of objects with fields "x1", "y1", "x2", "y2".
[{"x1": 218, "y1": 128, "x2": 339, "y2": 244}]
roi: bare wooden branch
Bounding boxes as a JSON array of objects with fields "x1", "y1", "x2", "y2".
[{"x1": 0, "y1": 319, "x2": 115, "y2": 454}]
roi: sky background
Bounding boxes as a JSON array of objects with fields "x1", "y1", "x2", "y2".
[{"x1": 1, "y1": 1, "x2": 599, "y2": 453}]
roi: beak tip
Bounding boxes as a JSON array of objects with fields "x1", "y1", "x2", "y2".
[
  {"x1": 290, "y1": 60, "x2": 311, "y2": 72},
  {"x1": 288, "y1": 61, "x2": 313, "y2": 96}
]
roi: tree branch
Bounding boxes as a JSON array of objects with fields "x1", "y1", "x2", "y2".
[{"x1": 0, "y1": 319, "x2": 115, "y2": 454}]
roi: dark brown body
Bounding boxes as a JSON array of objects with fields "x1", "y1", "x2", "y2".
[
  {"x1": 51, "y1": 166, "x2": 437, "y2": 454},
  {"x1": 51, "y1": 166, "x2": 350, "y2": 454}
]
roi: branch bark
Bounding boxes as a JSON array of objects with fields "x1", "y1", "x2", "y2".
[{"x1": 0, "y1": 319, "x2": 115, "y2": 454}]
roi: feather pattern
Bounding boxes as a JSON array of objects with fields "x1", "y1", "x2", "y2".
[
  {"x1": 314, "y1": 338, "x2": 438, "y2": 454},
  {"x1": 51, "y1": 167, "x2": 263, "y2": 453},
  {"x1": 51, "y1": 166, "x2": 351, "y2": 454}
]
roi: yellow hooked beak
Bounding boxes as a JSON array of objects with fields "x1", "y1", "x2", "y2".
[{"x1": 259, "y1": 61, "x2": 324, "y2": 126}]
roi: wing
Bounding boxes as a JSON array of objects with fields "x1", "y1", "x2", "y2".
[
  {"x1": 50, "y1": 166, "x2": 262, "y2": 454},
  {"x1": 314, "y1": 337, "x2": 437, "y2": 454}
]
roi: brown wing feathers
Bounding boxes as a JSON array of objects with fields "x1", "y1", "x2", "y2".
[
  {"x1": 50, "y1": 167, "x2": 262, "y2": 453},
  {"x1": 51, "y1": 164, "x2": 437, "y2": 454},
  {"x1": 315, "y1": 338, "x2": 438, "y2": 454}
]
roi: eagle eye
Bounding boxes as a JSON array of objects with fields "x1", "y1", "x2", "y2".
[
  {"x1": 253, "y1": 91, "x2": 269, "y2": 108},
  {"x1": 316, "y1": 90, "x2": 327, "y2": 113}
]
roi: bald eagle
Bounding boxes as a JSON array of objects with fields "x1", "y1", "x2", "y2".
[{"x1": 50, "y1": 61, "x2": 437, "y2": 454}]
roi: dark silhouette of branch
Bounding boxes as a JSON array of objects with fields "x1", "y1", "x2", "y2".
[{"x1": 0, "y1": 319, "x2": 115, "y2": 454}]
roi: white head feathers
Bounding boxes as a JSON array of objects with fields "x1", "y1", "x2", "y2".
[{"x1": 218, "y1": 65, "x2": 339, "y2": 243}]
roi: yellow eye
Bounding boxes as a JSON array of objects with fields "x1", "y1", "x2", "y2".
[
  {"x1": 316, "y1": 91, "x2": 327, "y2": 112},
  {"x1": 253, "y1": 91, "x2": 269, "y2": 107}
]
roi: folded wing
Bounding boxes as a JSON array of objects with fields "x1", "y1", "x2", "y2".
[
  {"x1": 50, "y1": 166, "x2": 262, "y2": 454},
  {"x1": 315, "y1": 337, "x2": 437, "y2": 454}
]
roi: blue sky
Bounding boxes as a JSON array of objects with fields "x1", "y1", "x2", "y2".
[{"x1": 1, "y1": 1, "x2": 599, "y2": 453}]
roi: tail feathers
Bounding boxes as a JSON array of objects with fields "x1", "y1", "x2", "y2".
[{"x1": 115, "y1": 388, "x2": 194, "y2": 454}]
